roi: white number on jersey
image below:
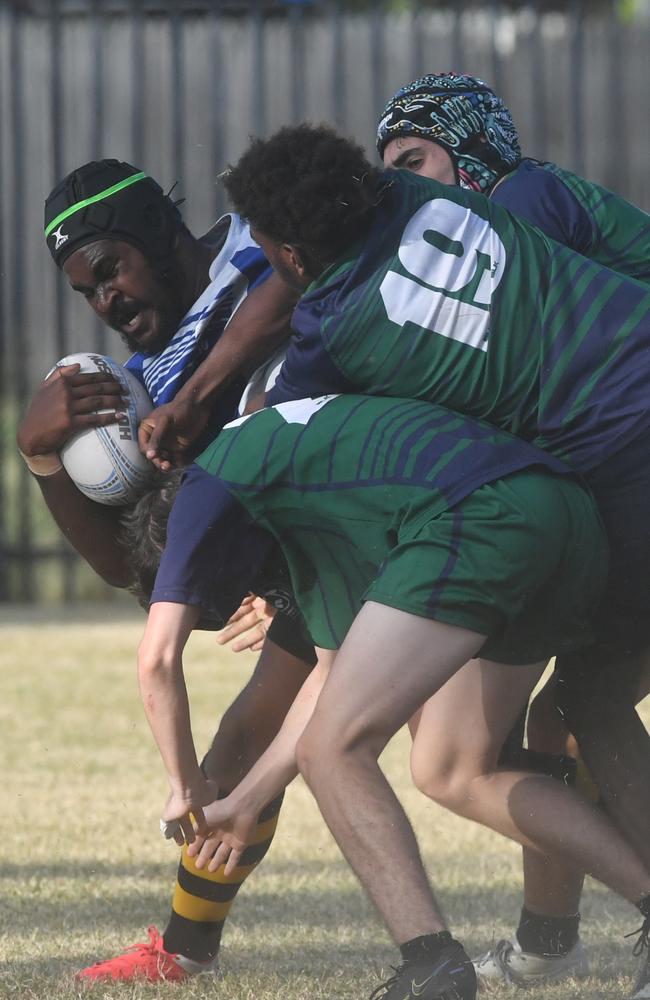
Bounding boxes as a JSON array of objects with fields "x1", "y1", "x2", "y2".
[{"x1": 379, "y1": 199, "x2": 506, "y2": 352}]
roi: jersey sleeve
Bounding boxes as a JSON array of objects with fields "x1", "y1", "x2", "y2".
[
  {"x1": 265, "y1": 299, "x2": 356, "y2": 405},
  {"x1": 124, "y1": 352, "x2": 145, "y2": 385},
  {"x1": 151, "y1": 464, "x2": 275, "y2": 628},
  {"x1": 492, "y1": 161, "x2": 595, "y2": 254}
]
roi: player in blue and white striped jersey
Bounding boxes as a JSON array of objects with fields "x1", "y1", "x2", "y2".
[{"x1": 18, "y1": 158, "x2": 311, "y2": 983}]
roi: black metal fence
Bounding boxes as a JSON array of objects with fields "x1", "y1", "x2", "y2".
[{"x1": 1, "y1": 0, "x2": 649, "y2": 601}]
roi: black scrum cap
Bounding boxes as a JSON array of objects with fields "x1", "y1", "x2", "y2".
[{"x1": 44, "y1": 159, "x2": 184, "y2": 267}]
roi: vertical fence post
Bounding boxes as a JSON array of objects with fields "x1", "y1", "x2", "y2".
[
  {"x1": 252, "y1": 0, "x2": 267, "y2": 136},
  {"x1": 489, "y1": 0, "x2": 503, "y2": 95},
  {"x1": 410, "y1": 0, "x2": 424, "y2": 81},
  {"x1": 0, "y1": 2, "x2": 7, "y2": 600},
  {"x1": 290, "y1": 2, "x2": 306, "y2": 123},
  {"x1": 131, "y1": 0, "x2": 145, "y2": 165},
  {"x1": 49, "y1": 0, "x2": 78, "y2": 600},
  {"x1": 169, "y1": 0, "x2": 185, "y2": 190},
  {"x1": 568, "y1": 0, "x2": 585, "y2": 176},
  {"x1": 89, "y1": 0, "x2": 105, "y2": 161},
  {"x1": 370, "y1": 0, "x2": 385, "y2": 127},
  {"x1": 209, "y1": 0, "x2": 227, "y2": 219},
  {"x1": 451, "y1": 0, "x2": 464, "y2": 72},
  {"x1": 529, "y1": 0, "x2": 548, "y2": 156},
  {"x1": 331, "y1": 0, "x2": 345, "y2": 129},
  {"x1": 606, "y1": 1, "x2": 626, "y2": 194},
  {"x1": 90, "y1": 0, "x2": 108, "y2": 357},
  {"x1": 9, "y1": 2, "x2": 34, "y2": 601}
]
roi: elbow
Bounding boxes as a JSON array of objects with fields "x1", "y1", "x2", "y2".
[{"x1": 137, "y1": 639, "x2": 167, "y2": 686}]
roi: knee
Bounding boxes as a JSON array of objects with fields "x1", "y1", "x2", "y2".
[
  {"x1": 295, "y1": 719, "x2": 335, "y2": 785},
  {"x1": 410, "y1": 751, "x2": 478, "y2": 814},
  {"x1": 296, "y1": 716, "x2": 383, "y2": 785}
]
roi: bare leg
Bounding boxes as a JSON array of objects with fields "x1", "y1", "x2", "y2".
[
  {"x1": 297, "y1": 604, "x2": 487, "y2": 944},
  {"x1": 297, "y1": 604, "x2": 650, "y2": 947},
  {"x1": 409, "y1": 655, "x2": 650, "y2": 901},
  {"x1": 164, "y1": 638, "x2": 312, "y2": 960}
]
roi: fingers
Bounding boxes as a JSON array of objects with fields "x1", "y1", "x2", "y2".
[
  {"x1": 69, "y1": 410, "x2": 126, "y2": 429},
  {"x1": 138, "y1": 417, "x2": 175, "y2": 472},
  {"x1": 143, "y1": 415, "x2": 172, "y2": 460},
  {"x1": 68, "y1": 393, "x2": 128, "y2": 416},
  {"x1": 190, "y1": 834, "x2": 242, "y2": 876},
  {"x1": 216, "y1": 608, "x2": 267, "y2": 647},
  {"x1": 216, "y1": 843, "x2": 243, "y2": 877},
  {"x1": 179, "y1": 814, "x2": 196, "y2": 844},
  {"x1": 191, "y1": 807, "x2": 209, "y2": 838},
  {"x1": 46, "y1": 363, "x2": 80, "y2": 381},
  {"x1": 66, "y1": 376, "x2": 124, "y2": 395},
  {"x1": 230, "y1": 626, "x2": 267, "y2": 653}
]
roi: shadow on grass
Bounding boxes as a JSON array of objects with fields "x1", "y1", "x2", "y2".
[{"x1": 0, "y1": 874, "x2": 547, "y2": 938}]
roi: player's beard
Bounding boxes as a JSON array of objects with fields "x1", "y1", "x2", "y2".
[{"x1": 119, "y1": 260, "x2": 187, "y2": 355}]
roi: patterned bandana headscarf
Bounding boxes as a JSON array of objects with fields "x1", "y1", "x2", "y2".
[{"x1": 376, "y1": 73, "x2": 521, "y2": 194}]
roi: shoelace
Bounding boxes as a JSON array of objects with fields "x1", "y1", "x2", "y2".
[
  {"x1": 369, "y1": 963, "x2": 405, "y2": 999},
  {"x1": 625, "y1": 915, "x2": 650, "y2": 958},
  {"x1": 88, "y1": 926, "x2": 162, "y2": 969}
]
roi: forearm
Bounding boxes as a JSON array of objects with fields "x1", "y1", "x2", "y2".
[
  {"x1": 32, "y1": 468, "x2": 129, "y2": 586},
  {"x1": 227, "y1": 656, "x2": 330, "y2": 814},
  {"x1": 173, "y1": 272, "x2": 297, "y2": 408},
  {"x1": 139, "y1": 657, "x2": 201, "y2": 792},
  {"x1": 138, "y1": 603, "x2": 203, "y2": 793}
]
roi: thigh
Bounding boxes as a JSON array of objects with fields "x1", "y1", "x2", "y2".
[
  {"x1": 305, "y1": 602, "x2": 487, "y2": 753},
  {"x1": 410, "y1": 657, "x2": 544, "y2": 780}
]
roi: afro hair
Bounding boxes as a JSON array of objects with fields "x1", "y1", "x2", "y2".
[{"x1": 223, "y1": 123, "x2": 383, "y2": 270}]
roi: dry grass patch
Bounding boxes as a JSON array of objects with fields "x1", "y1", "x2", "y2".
[{"x1": 0, "y1": 608, "x2": 647, "y2": 999}]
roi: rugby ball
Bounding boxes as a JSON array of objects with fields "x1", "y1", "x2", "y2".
[{"x1": 55, "y1": 352, "x2": 155, "y2": 506}]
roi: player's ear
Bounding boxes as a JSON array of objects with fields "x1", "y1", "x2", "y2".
[{"x1": 282, "y1": 243, "x2": 311, "y2": 283}]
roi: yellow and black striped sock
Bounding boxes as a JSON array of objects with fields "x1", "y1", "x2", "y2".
[{"x1": 162, "y1": 793, "x2": 284, "y2": 962}]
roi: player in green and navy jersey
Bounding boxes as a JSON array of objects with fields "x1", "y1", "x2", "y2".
[
  {"x1": 128, "y1": 392, "x2": 650, "y2": 1000},
  {"x1": 222, "y1": 126, "x2": 650, "y2": 639},
  {"x1": 376, "y1": 73, "x2": 650, "y2": 994},
  {"x1": 222, "y1": 122, "x2": 650, "y2": 965},
  {"x1": 234, "y1": 147, "x2": 649, "y2": 477},
  {"x1": 377, "y1": 73, "x2": 650, "y2": 283}
]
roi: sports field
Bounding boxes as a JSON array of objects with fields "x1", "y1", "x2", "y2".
[{"x1": 1, "y1": 607, "x2": 647, "y2": 1000}]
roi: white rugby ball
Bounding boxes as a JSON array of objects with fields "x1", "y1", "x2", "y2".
[{"x1": 55, "y1": 352, "x2": 155, "y2": 506}]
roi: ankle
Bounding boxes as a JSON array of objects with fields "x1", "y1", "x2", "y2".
[
  {"x1": 400, "y1": 931, "x2": 455, "y2": 964},
  {"x1": 516, "y1": 906, "x2": 580, "y2": 957}
]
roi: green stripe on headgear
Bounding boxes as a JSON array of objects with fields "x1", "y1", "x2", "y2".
[{"x1": 44, "y1": 171, "x2": 147, "y2": 238}]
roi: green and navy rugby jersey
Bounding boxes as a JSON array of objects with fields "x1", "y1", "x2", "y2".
[
  {"x1": 266, "y1": 170, "x2": 650, "y2": 473},
  {"x1": 187, "y1": 395, "x2": 572, "y2": 648},
  {"x1": 492, "y1": 159, "x2": 650, "y2": 282}
]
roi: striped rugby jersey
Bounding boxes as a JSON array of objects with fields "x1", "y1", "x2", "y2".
[
  {"x1": 195, "y1": 394, "x2": 575, "y2": 648},
  {"x1": 268, "y1": 170, "x2": 650, "y2": 473},
  {"x1": 126, "y1": 213, "x2": 271, "y2": 408},
  {"x1": 492, "y1": 158, "x2": 650, "y2": 282}
]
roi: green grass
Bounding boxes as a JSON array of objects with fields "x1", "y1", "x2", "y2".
[{"x1": 0, "y1": 609, "x2": 647, "y2": 999}]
